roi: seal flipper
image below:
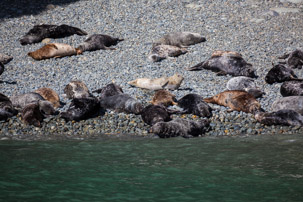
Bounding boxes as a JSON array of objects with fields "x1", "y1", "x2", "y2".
[
  {"x1": 186, "y1": 61, "x2": 205, "y2": 71},
  {"x1": 216, "y1": 71, "x2": 227, "y2": 76},
  {"x1": 160, "y1": 80, "x2": 170, "y2": 89},
  {"x1": 0, "y1": 62, "x2": 4, "y2": 76}
]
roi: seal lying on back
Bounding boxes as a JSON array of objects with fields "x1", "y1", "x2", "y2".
[
  {"x1": 265, "y1": 64, "x2": 300, "y2": 84},
  {"x1": 186, "y1": 51, "x2": 256, "y2": 78},
  {"x1": 255, "y1": 109, "x2": 303, "y2": 126},
  {"x1": 151, "y1": 118, "x2": 210, "y2": 138},
  {"x1": 64, "y1": 80, "x2": 91, "y2": 99},
  {"x1": 77, "y1": 34, "x2": 124, "y2": 52},
  {"x1": 28, "y1": 43, "x2": 81, "y2": 60},
  {"x1": 204, "y1": 90, "x2": 262, "y2": 114},
  {"x1": 279, "y1": 49, "x2": 303, "y2": 69},
  {"x1": 148, "y1": 44, "x2": 187, "y2": 62},
  {"x1": 153, "y1": 32, "x2": 206, "y2": 48},
  {"x1": 0, "y1": 93, "x2": 18, "y2": 120},
  {"x1": 20, "y1": 24, "x2": 87, "y2": 45},
  {"x1": 280, "y1": 80, "x2": 303, "y2": 97},
  {"x1": 226, "y1": 76, "x2": 264, "y2": 98},
  {"x1": 141, "y1": 104, "x2": 173, "y2": 126},
  {"x1": 128, "y1": 73, "x2": 184, "y2": 90},
  {"x1": 92, "y1": 83, "x2": 124, "y2": 99},
  {"x1": 35, "y1": 87, "x2": 61, "y2": 108},
  {"x1": 99, "y1": 94, "x2": 143, "y2": 115},
  {"x1": 178, "y1": 94, "x2": 212, "y2": 118},
  {"x1": 272, "y1": 96, "x2": 303, "y2": 115},
  {"x1": 60, "y1": 97, "x2": 100, "y2": 121},
  {"x1": 0, "y1": 53, "x2": 13, "y2": 64},
  {"x1": 151, "y1": 90, "x2": 177, "y2": 106}
]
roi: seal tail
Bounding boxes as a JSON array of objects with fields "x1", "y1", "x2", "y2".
[{"x1": 186, "y1": 61, "x2": 205, "y2": 71}]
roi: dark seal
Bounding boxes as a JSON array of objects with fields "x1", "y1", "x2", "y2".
[
  {"x1": 0, "y1": 93, "x2": 18, "y2": 121},
  {"x1": 178, "y1": 94, "x2": 212, "y2": 118},
  {"x1": 21, "y1": 103, "x2": 45, "y2": 127},
  {"x1": 280, "y1": 80, "x2": 303, "y2": 97},
  {"x1": 265, "y1": 64, "x2": 299, "y2": 84},
  {"x1": 141, "y1": 104, "x2": 172, "y2": 126},
  {"x1": 77, "y1": 34, "x2": 124, "y2": 52},
  {"x1": 255, "y1": 109, "x2": 303, "y2": 126},
  {"x1": 279, "y1": 49, "x2": 303, "y2": 69},
  {"x1": 93, "y1": 83, "x2": 124, "y2": 99}
]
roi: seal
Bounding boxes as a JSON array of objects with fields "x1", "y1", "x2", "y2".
[
  {"x1": 151, "y1": 118, "x2": 210, "y2": 138},
  {"x1": 92, "y1": 83, "x2": 124, "y2": 99},
  {"x1": 64, "y1": 80, "x2": 91, "y2": 99},
  {"x1": 177, "y1": 94, "x2": 212, "y2": 118},
  {"x1": 0, "y1": 109, "x2": 15, "y2": 121},
  {"x1": 141, "y1": 104, "x2": 173, "y2": 126},
  {"x1": 77, "y1": 34, "x2": 124, "y2": 52},
  {"x1": 151, "y1": 89, "x2": 177, "y2": 107},
  {"x1": 0, "y1": 93, "x2": 18, "y2": 120},
  {"x1": 203, "y1": 90, "x2": 262, "y2": 114},
  {"x1": 265, "y1": 64, "x2": 300, "y2": 84},
  {"x1": 280, "y1": 80, "x2": 303, "y2": 97},
  {"x1": 21, "y1": 102, "x2": 44, "y2": 127},
  {"x1": 128, "y1": 73, "x2": 184, "y2": 90},
  {"x1": 226, "y1": 76, "x2": 264, "y2": 98},
  {"x1": 186, "y1": 50, "x2": 256, "y2": 78},
  {"x1": 10, "y1": 92, "x2": 45, "y2": 110},
  {"x1": 279, "y1": 49, "x2": 303, "y2": 69},
  {"x1": 0, "y1": 53, "x2": 13, "y2": 64},
  {"x1": 35, "y1": 87, "x2": 61, "y2": 108},
  {"x1": 20, "y1": 24, "x2": 87, "y2": 45},
  {"x1": 148, "y1": 44, "x2": 187, "y2": 62},
  {"x1": 28, "y1": 43, "x2": 81, "y2": 60},
  {"x1": 99, "y1": 94, "x2": 143, "y2": 115},
  {"x1": 153, "y1": 32, "x2": 206, "y2": 48},
  {"x1": 60, "y1": 97, "x2": 100, "y2": 121},
  {"x1": 255, "y1": 109, "x2": 303, "y2": 126},
  {"x1": 271, "y1": 96, "x2": 303, "y2": 115},
  {"x1": 36, "y1": 100, "x2": 58, "y2": 116}
]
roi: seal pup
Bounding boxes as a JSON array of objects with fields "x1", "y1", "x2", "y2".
[
  {"x1": 255, "y1": 109, "x2": 303, "y2": 126},
  {"x1": 10, "y1": 92, "x2": 45, "y2": 110},
  {"x1": 20, "y1": 24, "x2": 87, "y2": 45},
  {"x1": 265, "y1": 64, "x2": 300, "y2": 84},
  {"x1": 35, "y1": 87, "x2": 61, "y2": 108},
  {"x1": 178, "y1": 94, "x2": 213, "y2": 118},
  {"x1": 148, "y1": 44, "x2": 187, "y2": 62},
  {"x1": 151, "y1": 89, "x2": 177, "y2": 107},
  {"x1": 64, "y1": 80, "x2": 91, "y2": 99},
  {"x1": 60, "y1": 97, "x2": 100, "y2": 121},
  {"x1": 92, "y1": 83, "x2": 124, "y2": 99},
  {"x1": 279, "y1": 49, "x2": 303, "y2": 69},
  {"x1": 280, "y1": 80, "x2": 303, "y2": 97},
  {"x1": 151, "y1": 118, "x2": 210, "y2": 138},
  {"x1": 99, "y1": 94, "x2": 143, "y2": 115},
  {"x1": 186, "y1": 50, "x2": 256, "y2": 78},
  {"x1": 203, "y1": 90, "x2": 262, "y2": 114},
  {"x1": 271, "y1": 96, "x2": 303, "y2": 115},
  {"x1": 128, "y1": 73, "x2": 184, "y2": 90},
  {"x1": 226, "y1": 76, "x2": 265, "y2": 98},
  {"x1": 28, "y1": 43, "x2": 81, "y2": 60},
  {"x1": 21, "y1": 103, "x2": 44, "y2": 127},
  {"x1": 153, "y1": 32, "x2": 206, "y2": 48},
  {"x1": 141, "y1": 104, "x2": 173, "y2": 126},
  {"x1": 0, "y1": 53, "x2": 13, "y2": 64},
  {"x1": 77, "y1": 34, "x2": 124, "y2": 52}
]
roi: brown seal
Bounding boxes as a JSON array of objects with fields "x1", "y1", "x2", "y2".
[
  {"x1": 28, "y1": 43, "x2": 81, "y2": 60},
  {"x1": 151, "y1": 90, "x2": 177, "y2": 106},
  {"x1": 203, "y1": 90, "x2": 262, "y2": 114},
  {"x1": 35, "y1": 87, "x2": 61, "y2": 108}
]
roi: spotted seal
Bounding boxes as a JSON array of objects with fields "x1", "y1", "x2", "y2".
[
  {"x1": 128, "y1": 73, "x2": 184, "y2": 90},
  {"x1": 35, "y1": 87, "x2": 61, "y2": 108},
  {"x1": 151, "y1": 89, "x2": 177, "y2": 107},
  {"x1": 279, "y1": 49, "x2": 303, "y2": 69},
  {"x1": 178, "y1": 94, "x2": 212, "y2": 117},
  {"x1": 280, "y1": 80, "x2": 303, "y2": 97},
  {"x1": 226, "y1": 76, "x2": 264, "y2": 98},
  {"x1": 265, "y1": 64, "x2": 300, "y2": 84},
  {"x1": 77, "y1": 34, "x2": 124, "y2": 52},
  {"x1": 28, "y1": 43, "x2": 81, "y2": 60},
  {"x1": 204, "y1": 90, "x2": 262, "y2": 114},
  {"x1": 186, "y1": 50, "x2": 256, "y2": 78},
  {"x1": 64, "y1": 80, "x2": 91, "y2": 99},
  {"x1": 20, "y1": 24, "x2": 87, "y2": 45},
  {"x1": 271, "y1": 96, "x2": 303, "y2": 115},
  {"x1": 255, "y1": 109, "x2": 303, "y2": 126},
  {"x1": 148, "y1": 44, "x2": 187, "y2": 62}
]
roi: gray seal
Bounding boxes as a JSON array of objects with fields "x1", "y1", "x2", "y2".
[
  {"x1": 255, "y1": 109, "x2": 303, "y2": 126},
  {"x1": 280, "y1": 80, "x2": 303, "y2": 97},
  {"x1": 279, "y1": 49, "x2": 303, "y2": 69},
  {"x1": 226, "y1": 76, "x2": 264, "y2": 98},
  {"x1": 272, "y1": 96, "x2": 303, "y2": 115},
  {"x1": 77, "y1": 34, "x2": 124, "y2": 52}
]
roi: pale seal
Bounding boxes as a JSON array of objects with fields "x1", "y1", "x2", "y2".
[{"x1": 148, "y1": 44, "x2": 187, "y2": 62}]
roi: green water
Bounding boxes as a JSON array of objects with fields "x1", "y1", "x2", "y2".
[{"x1": 1, "y1": 135, "x2": 303, "y2": 202}]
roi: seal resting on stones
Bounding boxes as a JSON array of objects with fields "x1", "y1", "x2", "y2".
[
  {"x1": 186, "y1": 50, "x2": 256, "y2": 78},
  {"x1": 0, "y1": 53, "x2": 13, "y2": 64},
  {"x1": 279, "y1": 49, "x2": 303, "y2": 69},
  {"x1": 28, "y1": 43, "x2": 81, "y2": 60},
  {"x1": 141, "y1": 104, "x2": 175, "y2": 126},
  {"x1": 60, "y1": 97, "x2": 100, "y2": 121},
  {"x1": 99, "y1": 94, "x2": 143, "y2": 115},
  {"x1": 10, "y1": 92, "x2": 45, "y2": 110},
  {"x1": 203, "y1": 90, "x2": 262, "y2": 114},
  {"x1": 226, "y1": 76, "x2": 264, "y2": 98},
  {"x1": 265, "y1": 64, "x2": 300, "y2": 84},
  {"x1": 280, "y1": 80, "x2": 303, "y2": 97},
  {"x1": 35, "y1": 87, "x2": 61, "y2": 108},
  {"x1": 77, "y1": 34, "x2": 124, "y2": 52},
  {"x1": 20, "y1": 24, "x2": 87, "y2": 45},
  {"x1": 178, "y1": 94, "x2": 213, "y2": 118},
  {"x1": 271, "y1": 96, "x2": 303, "y2": 115},
  {"x1": 64, "y1": 80, "x2": 91, "y2": 99},
  {"x1": 92, "y1": 83, "x2": 124, "y2": 99},
  {"x1": 21, "y1": 103, "x2": 44, "y2": 127},
  {"x1": 151, "y1": 90, "x2": 177, "y2": 106},
  {"x1": 148, "y1": 44, "x2": 188, "y2": 62},
  {"x1": 153, "y1": 32, "x2": 206, "y2": 48},
  {"x1": 0, "y1": 93, "x2": 18, "y2": 120},
  {"x1": 151, "y1": 118, "x2": 210, "y2": 138},
  {"x1": 128, "y1": 73, "x2": 184, "y2": 90},
  {"x1": 255, "y1": 109, "x2": 303, "y2": 126}
]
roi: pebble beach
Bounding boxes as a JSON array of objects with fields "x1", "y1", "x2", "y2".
[{"x1": 1, "y1": 0, "x2": 303, "y2": 140}]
